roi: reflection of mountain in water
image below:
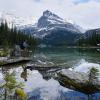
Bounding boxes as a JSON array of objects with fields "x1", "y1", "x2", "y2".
[
  {"x1": 0, "y1": 60, "x2": 100, "y2": 100},
  {"x1": 0, "y1": 48, "x2": 100, "y2": 100},
  {"x1": 34, "y1": 48, "x2": 100, "y2": 67}
]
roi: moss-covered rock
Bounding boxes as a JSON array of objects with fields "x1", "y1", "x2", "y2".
[{"x1": 57, "y1": 69, "x2": 100, "y2": 95}]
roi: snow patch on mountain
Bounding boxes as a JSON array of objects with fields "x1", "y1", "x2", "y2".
[
  {"x1": 0, "y1": 10, "x2": 86, "y2": 41},
  {"x1": 0, "y1": 12, "x2": 34, "y2": 28},
  {"x1": 36, "y1": 10, "x2": 85, "y2": 38}
]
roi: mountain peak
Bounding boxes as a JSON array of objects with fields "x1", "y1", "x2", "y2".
[
  {"x1": 36, "y1": 10, "x2": 85, "y2": 33},
  {"x1": 37, "y1": 10, "x2": 65, "y2": 28},
  {"x1": 43, "y1": 10, "x2": 52, "y2": 16},
  {"x1": 43, "y1": 10, "x2": 62, "y2": 20}
]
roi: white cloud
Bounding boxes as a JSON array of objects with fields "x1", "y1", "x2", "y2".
[
  {"x1": 68, "y1": 0, "x2": 100, "y2": 29},
  {"x1": 0, "y1": 0, "x2": 100, "y2": 29}
]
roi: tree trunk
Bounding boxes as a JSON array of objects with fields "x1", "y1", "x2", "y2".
[
  {"x1": 88, "y1": 94, "x2": 92, "y2": 100},
  {"x1": 4, "y1": 89, "x2": 7, "y2": 100}
]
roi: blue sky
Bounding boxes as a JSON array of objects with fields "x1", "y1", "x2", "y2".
[
  {"x1": 0, "y1": 0, "x2": 100, "y2": 29},
  {"x1": 73, "y1": 0, "x2": 90, "y2": 4},
  {"x1": 74, "y1": 0, "x2": 100, "y2": 4}
]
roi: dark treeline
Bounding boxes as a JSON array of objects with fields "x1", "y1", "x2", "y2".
[
  {"x1": 78, "y1": 30, "x2": 100, "y2": 46},
  {"x1": 0, "y1": 21, "x2": 37, "y2": 49}
]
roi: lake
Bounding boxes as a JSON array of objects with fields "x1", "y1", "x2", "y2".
[
  {"x1": 34, "y1": 47, "x2": 100, "y2": 67},
  {"x1": 0, "y1": 47, "x2": 100, "y2": 100}
]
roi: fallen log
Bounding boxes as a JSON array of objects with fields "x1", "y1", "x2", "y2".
[{"x1": 25, "y1": 65, "x2": 67, "y2": 71}]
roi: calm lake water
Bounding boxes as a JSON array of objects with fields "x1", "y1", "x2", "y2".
[
  {"x1": 0, "y1": 47, "x2": 100, "y2": 100},
  {"x1": 34, "y1": 47, "x2": 100, "y2": 67}
]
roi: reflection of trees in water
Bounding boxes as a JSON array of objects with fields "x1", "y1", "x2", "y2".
[
  {"x1": 1, "y1": 63, "x2": 29, "y2": 82},
  {"x1": 0, "y1": 66, "x2": 27, "y2": 100},
  {"x1": 21, "y1": 69, "x2": 27, "y2": 82}
]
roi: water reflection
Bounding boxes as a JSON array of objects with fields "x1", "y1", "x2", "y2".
[
  {"x1": 35, "y1": 47, "x2": 100, "y2": 67},
  {"x1": 0, "y1": 63, "x2": 100, "y2": 100},
  {"x1": 21, "y1": 69, "x2": 27, "y2": 81},
  {"x1": 0, "y1": 47, "x2": 100, "y2": 100}
]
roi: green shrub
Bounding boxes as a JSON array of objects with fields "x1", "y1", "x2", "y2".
[
  {"x1": 15, "y1": 88, "x2": 27, "y2": 100},
  {"x1": 0, "y1": 50, "x2": 8, "y2": 57}
]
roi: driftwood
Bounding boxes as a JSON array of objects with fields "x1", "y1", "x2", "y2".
[
  {"x1": 25, "y1": 65, "x2": 66, "y2": 71},
  {"x1": 57, "y1": 69, "x2": 100, "y2": 95}
]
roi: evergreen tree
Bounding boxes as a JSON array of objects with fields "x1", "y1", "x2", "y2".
[
  {"x1": 77, "y1": 30, "x2": 100, "y2": 46},
  {"x1": 0, "y1": 22, "x2": 37, "y2": 49},
  {"x1": 88, "y1": 67, "x2": 99, "y2": 84}
]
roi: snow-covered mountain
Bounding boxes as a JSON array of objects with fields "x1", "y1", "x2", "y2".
[
  {"x1": 0, "y1": 10, "x2": 85, "y2": 46},
  {"x1": 33, "y1": 10, "x2": 84, "y2": 38},
  {"x1": 22, "y1": 10, "x2": 84, "y2": 46},
  {"x1": 0, "y1": 12, "x2": 34, "y2": 28},
  {"x1": 38, "y1": 10, "x2": 84, "y2": 32}
]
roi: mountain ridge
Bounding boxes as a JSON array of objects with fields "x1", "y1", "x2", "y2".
[
  {"x1": 2, "y1": 10, "x2": 100, "y2": 46},
  {"x1": 0, "y1": 12, "x2": 34, "y2": 28},
  {"x1": 28, "y1": 10, "x2": 84, "y2": 46}
]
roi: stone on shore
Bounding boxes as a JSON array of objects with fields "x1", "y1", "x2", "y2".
[{"x1": 57, "y1": 69, "x2": 100, "y2": 94}]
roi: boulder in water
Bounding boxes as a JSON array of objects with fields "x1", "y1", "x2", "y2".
[{"x1": 57, "y1": 69, "x2": 100, "y2": 95}]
